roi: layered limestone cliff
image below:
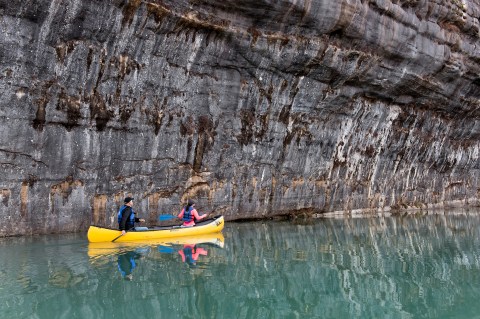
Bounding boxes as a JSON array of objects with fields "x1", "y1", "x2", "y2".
[{"x1": 0, "y1": 0, "x2": 479, "y2": 236}]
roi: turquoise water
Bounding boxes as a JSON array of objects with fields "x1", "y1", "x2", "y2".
[{"x1": 1, "y1": 212, "x2": 480, "y2": 319}]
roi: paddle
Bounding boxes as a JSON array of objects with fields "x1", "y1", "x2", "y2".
[
  {"x1": 158, "y1": 214, "x2": 177, "y2": 221},
  {"x1": 158, "y1": 245, "x2": 176, "y2": 253},
  {"x1": 158, "y1": 213, "x2": 210, "y2": 221},
  {"x1": 111, "y1": 232, "x2": 124, "y2": 242}
]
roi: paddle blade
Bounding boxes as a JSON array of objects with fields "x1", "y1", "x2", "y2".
[
  {"x1": 158, "y1": 245, "x2": 176, "y2": 254},
  {"x1": 158, "y1": 214, "x2": 177, "y2": 221}
]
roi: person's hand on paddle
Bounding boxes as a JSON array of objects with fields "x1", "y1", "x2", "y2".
[{"x1": 121, "y1": 218, "x2": 144, "y2": 236}]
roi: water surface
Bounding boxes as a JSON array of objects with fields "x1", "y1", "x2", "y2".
[{"x1": 1, "y1": 211, "x2": 480, "y2": 318}]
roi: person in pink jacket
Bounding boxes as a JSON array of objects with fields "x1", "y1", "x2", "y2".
[{"x1": 177, "y1": 199, "x2": 207, "y2": 227}]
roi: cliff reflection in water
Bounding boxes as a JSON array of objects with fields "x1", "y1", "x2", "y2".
[
  {"x1": 1, "y1": 212, "x2": 480, "y2": 318},
  {"x1": 220, "y1": 212, "x2": 480, "y2": 318}
]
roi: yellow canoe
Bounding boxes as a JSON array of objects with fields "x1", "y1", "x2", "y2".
[
  {"x1": 87, "y1": 232, "x2": 225, "y2": 259},
  {"x1": 87, "y1": 215, "x2": 224, "y2": 243}
]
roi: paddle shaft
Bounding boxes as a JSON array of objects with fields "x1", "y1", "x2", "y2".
[
  {"x1": 111, "y1": 232, "x2": 124, "y2": 242},
  {"x1": 158, "y1": 213, "x2": 209, "y2": 221},
  {"x1": 158, "y1": 214, "x2": 177, "y2": 221}
]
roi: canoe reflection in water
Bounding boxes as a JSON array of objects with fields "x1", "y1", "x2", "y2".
[{"x1": 88, "y1": 233, "x2": 225, "y2": 276}]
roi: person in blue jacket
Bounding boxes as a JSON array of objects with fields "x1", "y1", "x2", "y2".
[{"x1": 118, "y1": 197, "x2": 145, "y2": 235}]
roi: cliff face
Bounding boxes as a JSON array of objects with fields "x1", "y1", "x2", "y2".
[{"x1": 1, "y1": 0, "x2": 479, "y2": 236}]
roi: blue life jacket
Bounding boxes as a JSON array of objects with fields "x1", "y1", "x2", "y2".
[
  {"x1": 182, "y1": 206, "x2": 193, "y2": 222},
  {"x1": 118, "y1": 205, "x2": 135, "y2": 226},
  {"x1": 117, "y1": 253, "x2": 136, "y2": 277}
]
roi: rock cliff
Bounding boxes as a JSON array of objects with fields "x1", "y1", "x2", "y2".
[{"x1": 1, "y1": 0, "x2": 479, "y2": 236}]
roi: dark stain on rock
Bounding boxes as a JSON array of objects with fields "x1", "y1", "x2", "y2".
[
  {"x1": 145, "y1": 97, "x2": 166, "y2": 134},
  {"x1": 193, "y1": 115, "x2": 215, "y2": 172},
  {"x1": 55, "y1": 41, "x2": 77, "y2": 64},
  {"x1": 112, "y1": 54, "x2": 141, "y2": 81},
  {"x1": 432, "y1": 156, "x2": 457, "y2": 174},
  {"x1": 467, "y1": 78, "x2": 480, "y2": 98},
  {"x1": 279, "y1": 82, "x2": 299, "y2": 125},
  {"x1": 121, "y1": 0, "x2": 142, "y2": 28},
  {"x1": 252, "y1": 77, "x2": 273, "y2": 104},
  {"x1": 364, "y1": 145, "x2": 376, "y2": 157},
  {"x1": 256, "y1": 112, "x2": 270, "y2": 139},
  {"x1": 32, "y1": 99, "x2": 47, "y2": 131},
  {"x1": 205, "y1": 30, "x2": 219, "y2": 47},
  {"x1": 237, "y1": 108, "x2": 255, "y2": 145},
  {"x1": 283, "y1": 130, "x2": 295, "y2": 148},
  {"x1": 247, "y1": 26, "x2": 261, "y2": 46},
  {"x1": 198, "y1": 115, "x2": 214, "y2": 135},
  {"x1": 185, "y1": 137, "x2": 193, "y2": 164},
  {"x1": 279, "y1": 104, "x2": 291, "y2": 125},
  {"x1": 56, "y1": 88, "x2": 82, "y2": 131},
  {"x1": 4, "y1": 68, "x2": 13, "y2": 77},
  {"x1": 119, "y1": 101, "x2": 135, "y2": 125},
  {"x1": 88, "y1": 91, "x2": 113, "y2": 131},
  {"x1": 95, "y1": 49, "x2": 107, "y2": 89},
  {"x1": 180, "y1": 115, "x2": 196, "y2": 163},
  {"x1": 193, "y1": 134, "x2": 206, "y2": 172},
  {"x1": 280, "y1": 79, "x2": 289, "y2": 93},
  {"x1": 281, "y1": 115, "x2": 313, "y2": 148},
  {"x1": 180, "y1": 115, "x2": 196, "y2": 136},
  {"x1": 86, "y1": 47, "x2": 94, "y2": 70},
  {"x1": 32, "y1": 80, "x2": 56, "y2": 131},
  {"x1": 1, "y1": 189, "x2": 10, "y2": 207},
  {"x1": 24, "y1": 174, "x2": 38, "y2": 187}
]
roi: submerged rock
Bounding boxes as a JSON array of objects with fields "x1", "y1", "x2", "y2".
[{"x1": 0, "y1": 0, "x2": 479, "y2": 236}]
